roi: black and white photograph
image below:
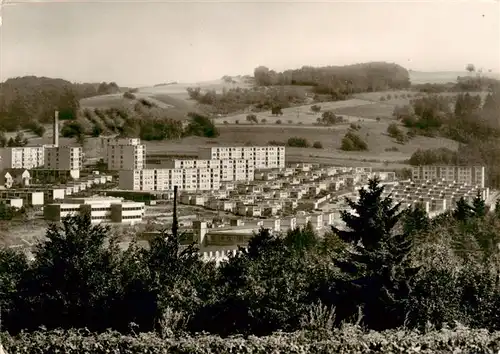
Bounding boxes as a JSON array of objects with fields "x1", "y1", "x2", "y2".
[{"x1": 0, "y1": 0, "x2": 499, "y2": 352}]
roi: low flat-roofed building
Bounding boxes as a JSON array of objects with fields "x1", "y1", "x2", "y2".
[
  {"x1": 0, "y1": 190, "x2": 44, "y2": 206},
  {"x1": 44, "y1": 196, "x2": 145, "y2": 224},
  {"x1": 0, "y1": 198, "x2": 23, "y2": 209}
]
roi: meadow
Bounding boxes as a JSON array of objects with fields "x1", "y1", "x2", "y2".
[{"x1": 22, "y1": 80, "x2": 459, "y2": 168}]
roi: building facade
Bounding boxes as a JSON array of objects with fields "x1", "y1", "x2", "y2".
[
  {"x1": 412, "y1": 166, "x2": 486, "y2": 188},
  {"x1": 198, "y1": 146, "x2": 285, "y2": 169},
  {"x1": 164, "y1": 159, "x2": 255, "y2": 182},
  {"x1": 107, "y1": 143, "x2": 146, "y2": 170},
  {"x1": 44, "y1": 197, "x2": 145, "y2": 224},
  {"x1": 0, "y1": 147, "x2": 45, "y2": 170},
  {"x1": 119, "y1": 167, "x2": 228, "y2": 191},
  {"x1": 44, "y1": 146, "x2": 83, "y2": 171}
]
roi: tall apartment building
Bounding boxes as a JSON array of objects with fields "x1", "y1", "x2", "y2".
[
  {"x1": 104, "y1": 138, "x2": 146, "y2": 170},
  {"x1": 0, "y1": 147, "x2": 45, "y2": 170},
  {"x1": 44, "y1": 146, "x2": 83, "y2": 171},
  {"x1": 164, "y1": 159, "x2": 255, "y2": 181},
  {"x1": 119, "y1": 167, "x2": 224, "y2": 191},
  {"x1": 198, "y1": 146, "x2": 285, "y2": 169},
  {"x1": 412, "y1": 166, "x2": 486, "y2": 188}
]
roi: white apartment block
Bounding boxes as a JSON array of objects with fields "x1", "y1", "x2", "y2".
[
  {"x1": 412, "y1": 166, "x2": 486, "y2": 188},
  {"x1": 107, "y1": 144, "x2": 146, "y2": 170},
  {"x1": 44, "y1": 146, "x2": 83, "y2": 171},
  {"x1": 0, "y1": 147, "x2": 44, "y2": 170},
  {"x1": 198, "y1": 146, "x2": 285, "y2": 169},
  {"x1": 164, "y1": 159, "x2": 255, "y2": 182},
  {"x1": 119, "y1": 167, "x2": 224, "y2": 191},
  {"x1": 44, "y1": 197, "x2": 145, "y2": 224}
]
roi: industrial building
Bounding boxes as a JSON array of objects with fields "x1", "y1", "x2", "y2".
[{"x1": 44, "y1": 196, "x2": 145, "y2": 224}]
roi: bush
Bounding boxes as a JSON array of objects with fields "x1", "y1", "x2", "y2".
[
  {"x1": 380, "y1": 96, "x2": 386, "y2": 101},
  {"x1": 223, "y1": 120, "x2": 228, "y2": 125},
  {"x1": 246, "y1": 114, "x2": 258, "y2": 124},
  {"x1": 61, "y1": 121, "x2": 85, "y2": 139},
  {"x1": 123, "y1": 91, "x2": 136, "y2": 99},
  {"x1": 387, "y1": 123, "x2": 403, "y2": 138},
  {"x1": 310, "y1": 105, "x2": 321, "y2": 113},
  {"x1": 276, "y1": 120, "x2": 282, "y2": 125},
  {"x1": 349, "y1": 123, "x2": 361, "y2": 131},
  {"x1": 340, "y1": 131, "x2": 368, "y2": 151},
  {"x1": 268, "y1": 140, "x2": 286, "y2": 146},
  {"x1": 287, "y1": 137, "x2": 310, "y2": 148},
  {"x1": 3, "y1": 327, "x2": 500, "y2": 354},
  {"x1": 287, "y1": 120, "x2": 293, "y2": 124},
  {"x1": 261, "y1": 118, "x2": 267, "y2": 124},
  {"x1": 385, "y1": 146, "x2": 399, "y2": 152},
  {"x1": 184, "y1": 112, "x2": 219, "y2": 138},
  {"x1": 312, "y1": 141, "x2": 323, "y2": 149}
]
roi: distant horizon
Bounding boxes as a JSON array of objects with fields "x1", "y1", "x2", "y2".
[
  {"x1": 2, "y1": 67, "x2": 500, "y2": 88},
  {"x1": 1, "y1": 1, "x2": 498, "y2": 87}
]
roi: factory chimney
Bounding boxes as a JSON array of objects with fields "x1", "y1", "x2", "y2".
[{"x1": 53, "y1": 110, "x2": 59, "y2": 147}]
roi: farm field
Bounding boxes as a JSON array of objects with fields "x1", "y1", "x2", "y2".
[{"x1": 131, "y1": 123, "x2": 458, "y2": 166}]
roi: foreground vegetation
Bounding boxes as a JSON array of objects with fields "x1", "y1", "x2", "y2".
[
  {"x1": 1, "y1": 179, "x2": 500, "y2": 352},
  {"x1": 2, "y1": 325, "x2": 499, "y2": 353}
]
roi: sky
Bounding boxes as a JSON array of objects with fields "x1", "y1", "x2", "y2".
[{"x1": 0, "y1": 0, "x2": 499, "y2": 87}]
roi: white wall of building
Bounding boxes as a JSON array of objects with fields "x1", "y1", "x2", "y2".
[
  {"x1": 198, "y1": 146, "x2": 285, "y2": 169},
  {"x1": 0, "y1": 147, "x2": 45, "y2": 170},
  {"x1": 44, "y1": 197, "x2": 145, "y2": 224}
]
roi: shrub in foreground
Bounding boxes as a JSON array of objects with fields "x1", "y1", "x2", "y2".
[{"x1": 2, "y1": 326, "x2": 499, "y2": 354}]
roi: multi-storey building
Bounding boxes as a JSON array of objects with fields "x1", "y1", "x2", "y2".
[
  {"x1": 44, "y1": 146, "x2": 83, "y2": 171},
  {"x1": 0, "y1": 147, "x2": 45, "y2": 170},
  {"x1": 105, "y1": 138, "x2": 145, "y2": 170},
  {"x1": 44, "y1": 197, "x2": 145, "y2": 224},
  {"x1": 119, "y1": 167, "x2": 225, "y2": 191},
  {"x1": 164, "y1": 159, "x2": 255, "y2": 182},
  {"x1": 198, "y1": 146, "x2": 285, "y2": 169},
  {"x1": 412, "y1": 166, "x2": 486, "y2": 188},
  {"x1": 107, "y1": 144, "x2": 146, "y2": 170}
]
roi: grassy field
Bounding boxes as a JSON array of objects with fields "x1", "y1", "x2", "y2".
[
  {"x1": 125, "y1": 122, "x2": 458, "y2": 167},
  {"x1": 69, "y1": 80, "x2": 473, "y2": 167}
]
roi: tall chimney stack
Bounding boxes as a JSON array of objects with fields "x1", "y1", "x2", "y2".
[{"x1": 53, "y1": 110, "x2": 59, "y2": 147}]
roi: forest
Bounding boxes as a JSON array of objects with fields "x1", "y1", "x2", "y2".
[{"x1": 2, "y1": 179, "x2": 500, "y2": 352}]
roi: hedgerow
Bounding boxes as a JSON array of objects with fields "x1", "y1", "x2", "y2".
[{"x1": 2, "y1": 325, "x2": 500, "y2": 354}]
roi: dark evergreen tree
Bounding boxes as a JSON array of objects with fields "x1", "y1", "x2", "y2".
[
  {"x1": 331, "y1": 178, "x2": 418, "y2": 330},
  {"x1": 453, "y1": 197, "x2": 474, "y2": 221},
  {"x1": 332, "y1": 178, "x2": 402, "y2": 251},
  {"x1": 284, "y1": 222, "x2": 319, "y2": 252},
  {"x1": 403, "y1": 203, "x2": 431, "y2": 237},
  {"x1": 472, "y1": 190, "x2": 486, "y2": 218}
]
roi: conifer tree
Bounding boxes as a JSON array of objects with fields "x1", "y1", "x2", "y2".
[
  {"x1": 332, "y1": 178, "x2": 402, "y2": 251},
  {"x1": 403, "y1": 203, "x2": 431, "y2": 237},
  {"x1": 453, "y1": 197, "x2": 474, "y2": 221},
  {"x1": 472, "y1": 190, "x2": 486, "y2": 218},
  {"x1": 331, "y1": 178, "x2": 418, "y2": 330}
]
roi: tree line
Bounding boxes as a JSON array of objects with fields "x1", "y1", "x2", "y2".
[
  {"x1": 253, "y1": 62, "x2": 411, "y2": 94},
  {"x1": 0, "y1": 76, "x2": 123, "y2": 133},
  {"x1": 2, "y1": 179, "x2": 499, "y2": 338}
]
